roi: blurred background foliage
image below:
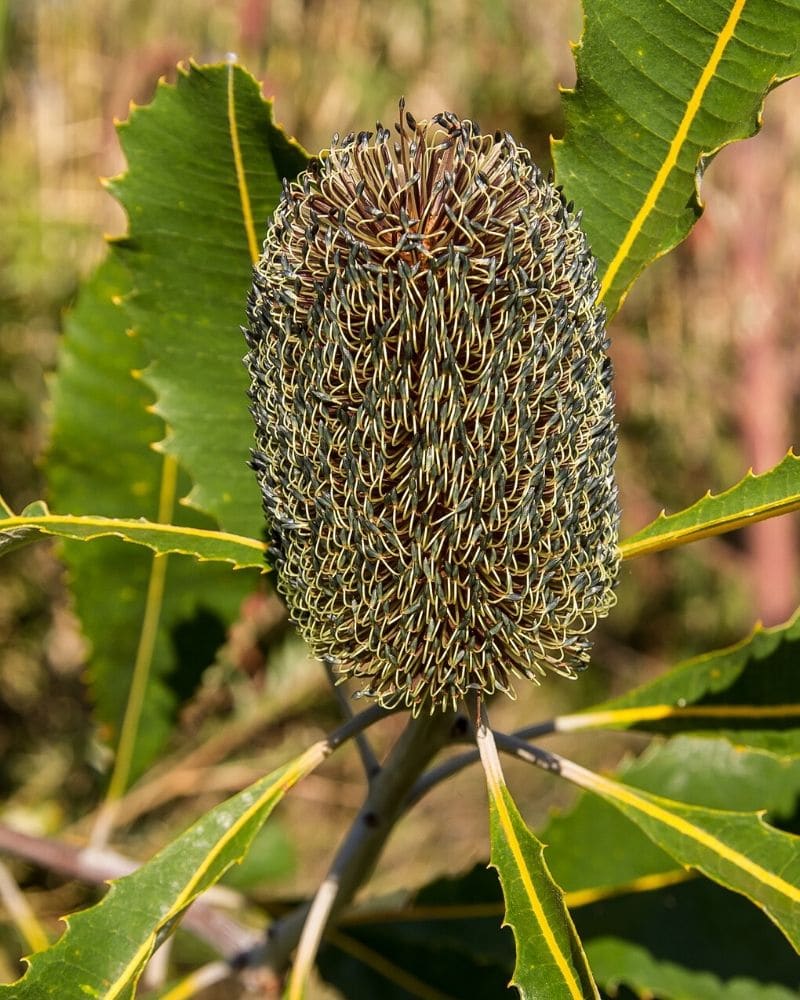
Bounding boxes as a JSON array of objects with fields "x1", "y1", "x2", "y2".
[{"x1": 0, "y1": 0, "x2": 798, "y2": 989}]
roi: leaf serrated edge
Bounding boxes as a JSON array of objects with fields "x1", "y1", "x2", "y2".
[
  {"x1": 106, "y1": 59, "x2": 307, "y2": 534},
  {"x1": 477, "y1": 724, "x2": 595, "y2": 1000},
  {"x1": 619, "y1": 450, "x2": 800, "y2": 559},
  {"x1": 563, "y1": 606, "x2": 800, "y2": 732},
  {"x1": 4, "y1": 742, "x2": 328, "y2": 999},
  {"x1": 501, "y1": 737, "x2": 800, "y2": 951},
  {"x1": 555, "y1": 0, "x2": 800, "y2": 316},
  {"x1": 103, "y1": 742, "x2": 327, "y2": 999},
  {"x1": 558, "y1": 759, "x2": 800, "y2": 905},
  {"x1": 0, "y1": 509, "x2": 267, "y2": 570},
  {"x1": 595, "y1": 0, "x2": 747, "y2": 304}
]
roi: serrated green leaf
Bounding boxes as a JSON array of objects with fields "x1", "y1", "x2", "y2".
[
  {"x1": 622, "y1": 736, "x2": 800, "y2": 816},
  {"x1": 543, "y1": 737, "x2": 800, "y2": 902},
  {"x1": 558, "y1": 757, "x2": 800, "y2": 951},
  {"x1": 0, "y1": 743, "x2": 326, "y2": 1000},
  {"x1": 489, "y1": 784, "x2": 599, "y2": 999},
  {"x1": 478, "y1": 727, "x2": 597, "y2": 1000},
  {"x1": 43, "y1": 258, "x2": 261, "y2": 783},
  {"x1": 554, "y1": 0, "x2": 800, "y2": 317},
  {"x1": 619, "y1": 452, "x2": 800, "y2": 559},
  {"x1": 110, "y1": 61, "x2": 307, "y2": 537},
  {"x1": 0, "y1": 504, "x2": 266, "y2": 568},
  {"x1": 558, "y1": 611, "x2": 800, "y2": 751}
]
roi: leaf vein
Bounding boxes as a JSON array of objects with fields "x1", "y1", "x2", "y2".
[{"x1": 598, "y1": 0, "x2": 749, "y2": 301}]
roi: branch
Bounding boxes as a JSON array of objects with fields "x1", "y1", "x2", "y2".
[
  {"x1": 250, "y1": 708, "x2": 461, "y2": 990},
  {"x1": 406, "y1": 715, "x2": 558, "y2": 807}
]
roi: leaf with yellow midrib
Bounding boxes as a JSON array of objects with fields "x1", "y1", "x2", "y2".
[
  {"x1": 564, "y1": 609, "x2": 800, "y2": 752},
  {"x1": 487, "y1": 783, "x2": 599, "y2": 1000},
  {"x1": 559, "y1": 757, "x2": 800, "y2": 953},
  {"x1": 0, "y1": 503, "x2": 267, "y2": 568},
  {"x1": 478, "y1": 726, "x2": 598, "y2": 1000},
  {"x1": 619, "y1": 452, "x2": 800, "y2": 559},
  {"x1": 0, "y1": 744, "x2": 327, "y2": 999},
  {"x1": 555, "y1": 0, "x2": 800, "y2": 317}
]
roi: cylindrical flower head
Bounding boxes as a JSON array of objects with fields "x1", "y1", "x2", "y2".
[{"x1": 246, "y1": 106, "x2": 619, "y2": 713}]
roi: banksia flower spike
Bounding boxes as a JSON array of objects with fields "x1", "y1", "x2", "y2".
[{"x1": 246, "y1": 103, "x2": 619, "y2": 714}]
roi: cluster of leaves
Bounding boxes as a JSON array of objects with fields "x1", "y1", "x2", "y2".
[{"x1": 1, "y1": 1, "x2": 800, "y2": 997}]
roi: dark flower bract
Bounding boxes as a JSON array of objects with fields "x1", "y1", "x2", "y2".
[{"x1": 246, "y1": 105, "x2": 619, "y2": 712}]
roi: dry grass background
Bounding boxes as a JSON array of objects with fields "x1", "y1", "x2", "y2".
[{"x1": 0, "y1": 0, "x2": 799, "y2": 993}]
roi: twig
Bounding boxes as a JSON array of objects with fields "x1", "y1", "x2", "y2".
[
  {"x1": 319, "y1": 700, "x2": 395, "y2": 753},
  {"x1": 406, "y1": 715, "x2": 558, "y2": 807},
  {"x1": 491, "y1": 731, "x2": 565, "y2": 774},
  {"x1": 285, "y1": 876, "x2": 339, "y2": 1000},
  {"x1": 513, "y1": 719, "x2": 559, "y2": 742},
  {"x1": 324, "y1": 659, "x2": 382, "y2": 781},
  {"x1": 470, "y1": 699, "x2": 507, "y2": 793},
  {"x1": 253, "y1": 708, "x2": 459, "y2": 991}
]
